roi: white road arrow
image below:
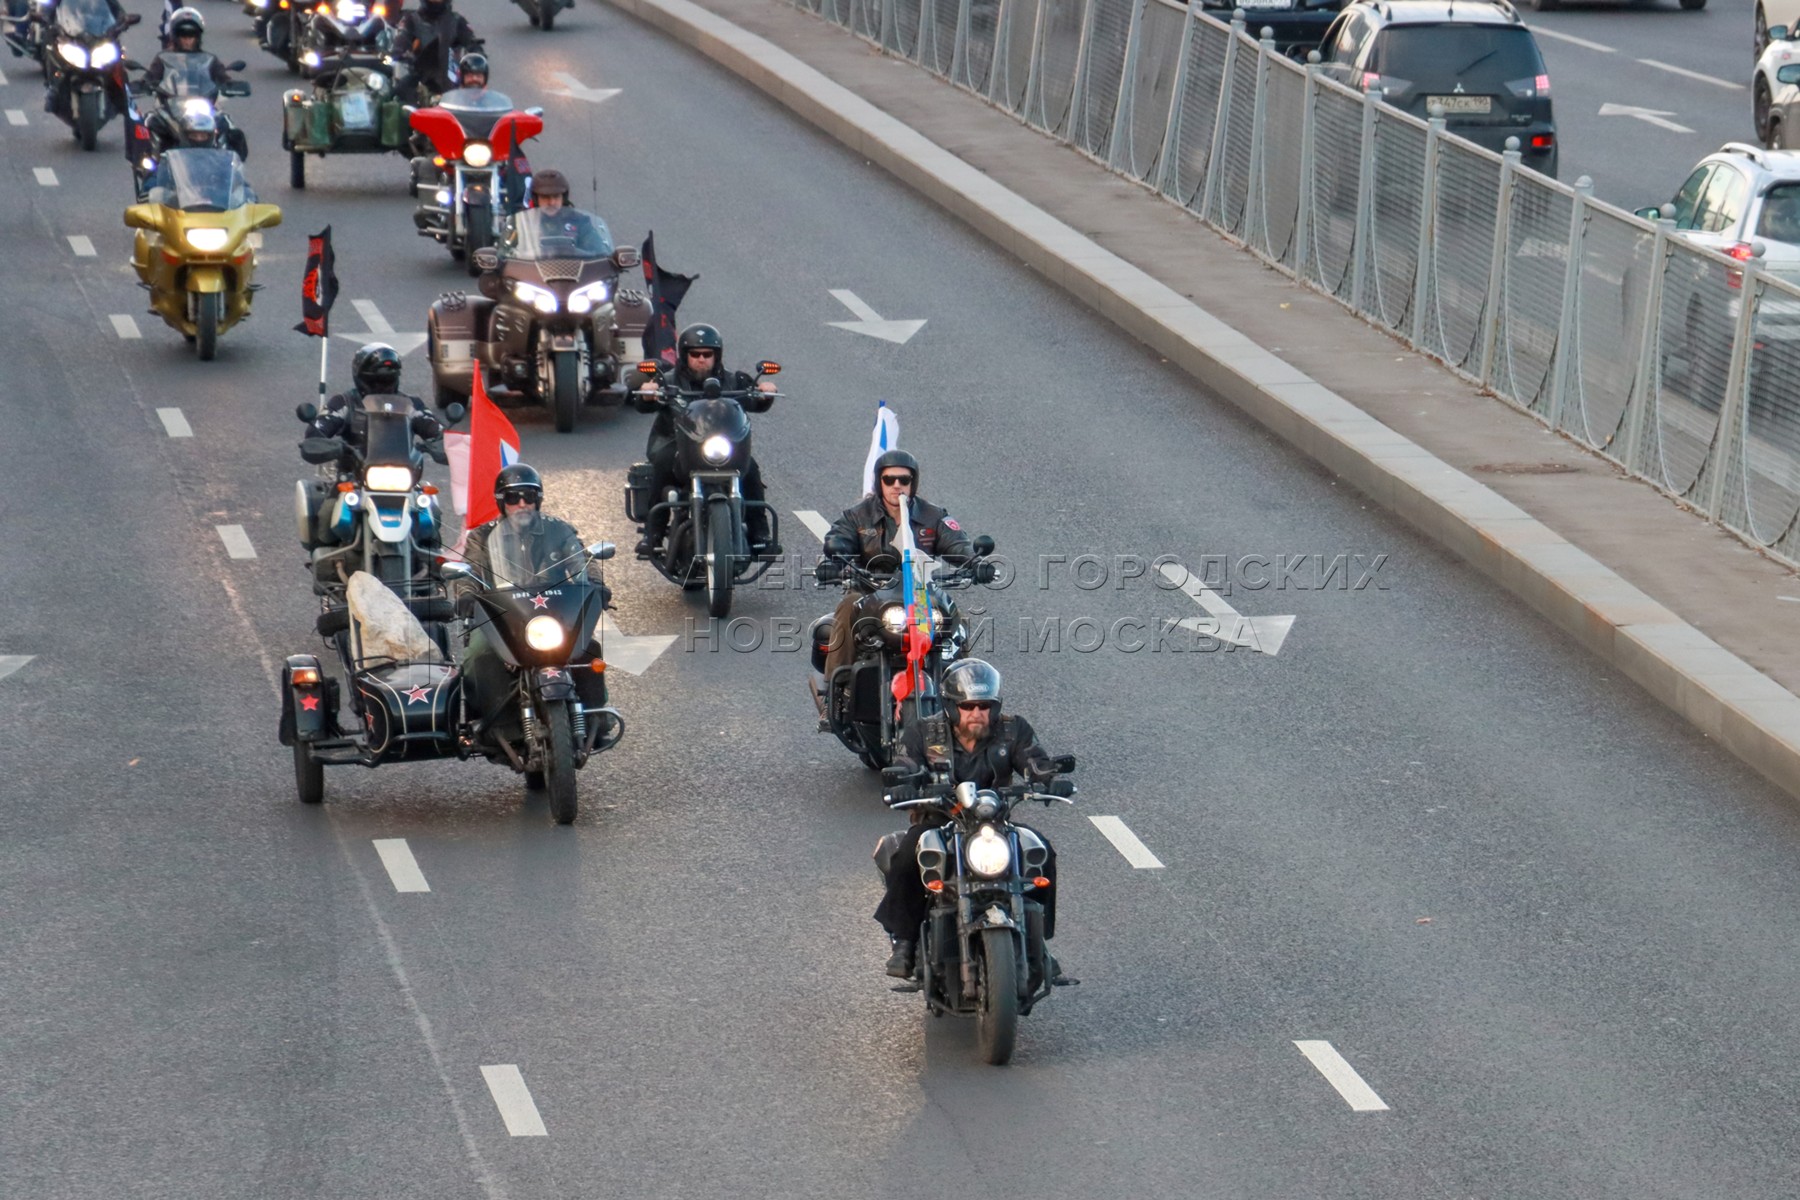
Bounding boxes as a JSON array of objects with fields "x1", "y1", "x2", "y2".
[
  {"x1": 1157, "y1": 561, "x2": 1295, "y2": 657},
  {"x1": 827, "y1": 289, "x2": 927, "y2": 345},
  {"x1": 1598, "y1": 103, "x2": 1694, "y2": 134},
  {"x1": 0, "y1": 655, "x2": 34, "y2": 681},
  {"x1": 599, "y1": 614, "x2": 677, "y2": 676},
  {"x1": 333, "y1": 298, "x2": 428, "y2": 356},
  {"x1": 546, "y1": 72, "x2": 620, "y2": 104}
]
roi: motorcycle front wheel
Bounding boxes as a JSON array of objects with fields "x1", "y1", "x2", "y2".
[
  {"x1": 976, "y1": 927, "x2": 1019, "y2": 1065},
  {"x1": 465, "y1": 203, "x2": 493, "y2": 275},
  {"x1": 540, "y1": 3, "x2": 557, "y2": 29},
  {"x1": 706, "y1": 502, "x2": 735, "y2": 619},
  {"x1": 194, "y1": 292, "x2": 222, "y2": 361},
  {"x1": 550, "y1": 348, "x2": 579, "y2": 432},
  {"x1": 294, "y1": 740, "x2": 324, "y2": 805},
  {"x1": 75, "y1": 88, "x2": 99, "y2": 150},
  {"x1": 542, "y1": 698, "x2": 578, "y2": 825}
]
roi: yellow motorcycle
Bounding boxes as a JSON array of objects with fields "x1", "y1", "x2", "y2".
[{"x1": 124, "y1": 148, "x2": 282, "y2": 360}]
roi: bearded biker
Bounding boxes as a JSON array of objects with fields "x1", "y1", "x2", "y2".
[
  {"x1": 624, "y1": 323, "x2": 781, "y2": 558},
  {"x1": 876, "y1": 660, "x2": 1072, "y2": 981}
]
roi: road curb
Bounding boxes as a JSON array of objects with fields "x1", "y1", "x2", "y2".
[{"x1": 609, "y1": 0, "x2": 1800, "y2": 800}]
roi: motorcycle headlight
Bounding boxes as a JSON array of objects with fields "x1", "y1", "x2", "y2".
[
  {"x1": 302, "y1": 50, "x2": 321, "y2": 68},
  {"x1": 433, "y1": 187, "x2": 450, "y2": 205},
  {"x1": 362, "y1": 464, "x2": 413, "y2": 492},
  {"x1": 461, "y1": 140, "x2": 492, "y2": 168},
  {"x1": 880, "y1": 603, "x2": 907, "y2": 635},
  {"x1": 90, "y1": 41, "x2": 119, "y2": 68},
  {"x1": 700, "y1": 434, "x2": 732, "y2": 464},
  {"x1": 184, "y1": 226, "x2": 231, "y2": 251},
  {"x1": 525, "y1": 614, "x2": 565, "y2": 651},
  {"x1": 567, "y1": 280, "x2": 610, "y2": 314},
  {"x1": 966, "y1": 825, "x2": 1011, "y2": 878},
  {"x1": 512, "y1": 281, "x2": 557, "y2": 314},
  {"x1": 56, "y1": 41, "x2": 88, "y2": 68},
  {"x1": 181, "y1": 97, "x2": 214, "y2": 119}
]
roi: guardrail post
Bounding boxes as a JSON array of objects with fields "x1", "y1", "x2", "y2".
[
  {"x1": 1704, "y1": 250, "x2": 1762, "y2": 520},
  {"x1": 985, "y1": 0, "x2": 1015, "y2": 105},
  {"x1": 1199, "y1": 11, "x2": 1245, "y2": 224},
  {"x1": 1065, "y1": 0, "x2": 1101, "y2": 144},
  {"x1": 1019, "y1": 0, "x2": 1052, "y2": 128},
  {"x1": 1477, "y1": 138, "x2": 1520, "y2": 387},
  {"x1": 1620, "y1": 217, "x2": 1672, "y2": 475},
  {"x1": 878, "y1": 0, "x2": 895, "y2": 49},
  {"x1": 1107, "y1": 0, "x2": 1150, "y2": 173},
  {"x1": 1152, "y1": 0, "x2": 1201, "y2": 199},
  {"x1": 949, "y1": 0, "x2": 973, "y2": 88},
  {"x1": 1545, "y1": 175, "x2": 1593, "y2": 433},
  {"x1": 1349, "y1": 84, "x2": 1380, "y2": 313},
  {"x1": 1293, "y1": 51, "x2": 1321, "y2": 282},
  {"x1": 1242, "y1": 27, "x2": 1274, "y2": 253},
  {"x1": 1408, "y1": 109, "x2": 1443, "y2": 348}
]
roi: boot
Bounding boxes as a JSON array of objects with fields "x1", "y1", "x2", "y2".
[{"x1": 885, "y1": 939, "x2": 916, "y2": 979}]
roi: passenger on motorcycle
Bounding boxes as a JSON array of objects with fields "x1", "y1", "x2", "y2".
[
  {"x1": 817, "y1": 449, "x2": 973, "y2": 681},
  {"x1": 876, "y1": 660, "x2": 1068, "y2": 980},
  {"x1": 625, "y1": 322, "x2": 781, "y2": 557}
]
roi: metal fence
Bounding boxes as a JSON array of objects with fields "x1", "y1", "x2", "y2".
[{"x1": 793, "y1": 0, "x2": 1800, "y2": 569}]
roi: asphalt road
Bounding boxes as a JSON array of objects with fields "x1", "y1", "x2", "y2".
[{"x1": 8, "y1": 0, "x2": 1800, "y2": 1196}]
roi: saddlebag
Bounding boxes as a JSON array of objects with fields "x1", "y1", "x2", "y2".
[
  {"x1": 295, "y1": 478, "x2": 333, "y2": 550},
  {"x1": 354, "y1": 661, "x2": 460, "y2": 760},
  {"x1": 624, "y1": 462, "x2": 655, "y2": 524}
]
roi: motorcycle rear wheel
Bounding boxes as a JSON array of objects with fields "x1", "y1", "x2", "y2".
[
  {"x1": 550, "y1": 349, "x2": 579, "y2": 432},
  {"x1": 75, "y1": 88, "x2": 98, "y2": 151},
  {"x1": 194, "y1": 292, "x2": 222, "y2": 361},
  {"x1": 543, "y1": 698, "x2": 578, "y2": 825},
  {"x1": 290, "y1": 149, "x2": 306, "y2": 189},
  {"x1": 706, "y1": 502, "x2": 735, "y2": 619},
  {"x1": 976, "y1": 927, "x2": 1019, "y2": 1065},
  {"x1": 294, "y1": 741, "x2": 324, "y2": 805},
  {"x1": 540, "y1": 4, "x2": 556, "y2": 29}
]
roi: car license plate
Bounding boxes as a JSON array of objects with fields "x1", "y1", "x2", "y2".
[
  {"x1": 1236, "y1": 0, "x2": 1295, "y2": 8},
  {"x1": 1427, "y1": 94, "x2": 1493, "y2": 115}
]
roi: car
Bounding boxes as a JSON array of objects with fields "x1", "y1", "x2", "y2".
[
  {"x1": 1755, "y1": 25, "x2": 1800, "y2": 147},
  {"x1": 1761, "y1": 0, "x2": 1800, "y2": 63},
  {"x1": 1315, "y1": 0, "x2": 1557, "y2": 177},
  {"x1": 1191, "y1": 0, "x2": 1347, "y2": 60}
]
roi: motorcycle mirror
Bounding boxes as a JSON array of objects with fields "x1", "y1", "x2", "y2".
[
  {"x1": 972, "y1": 534, "x2": 995, "y2": 557},
  {"x1": 440, "y1": 561, "x2": 473, "y2": 578},
  {"x1": 124, "y1": 11, "x2": 141, "y2": 22},
  {"x1": 702, "y1": 377, "x2": 723, "y2": 398},
  {"x1": 123, "y1": 203, "x2": 157, "y2": 230},
  {"x1": 1051, "y1": 754, "x2": 1076, "y2": 774},
  {"x1": 471, "y1": 247, "x2": 499, "y2": 272},
  {"x1": 524, "y1": 105, "x2": 544, "y2": 117},
  {"x1": 228, "y1": 60, "x2": 248, "y2": 71},
  {"x1": 755, "y1": 360, "x2": 780, "y2": 376},
  {"x1": 223, "y1": 81, "x2": 251, "y2": 97},
  {"x1": 296, "y1": 402, "x2": 319, "y2": 422},
  {"x1": 867, "y1": 552, "x2": 899, "y2": 574},
  {"x1": 587, "y1": 540, "x2": 616, "y2": 561},
  {"x1": 443, "y1": 402, "x2": 467, "y2": 424}
]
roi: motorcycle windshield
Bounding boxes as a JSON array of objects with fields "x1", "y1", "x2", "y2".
[
  {"x1": 439, "y1": 89, "x2": 511, "y2": 140},
  {"x1": 148, "y1": 148, "x2": 251, "y2": 212},
  {"x1": 677, "y1": 395, "x2": 751, "y2": 444},
  {"x1": 483, "y1": 514, "x2": 587, "y2": 591},
  {"x1": 361, "y1": 408, "x2": 413, "y2": 467},
  {"x1": 154, "y1": 54, "x2": 220, "y2": 100},
  {"x1": 502, "y1": 208, "x2": 613, "y2": 261},
  {"x1": 56, "y1": 0, "x2": 114, "y2": 38}
]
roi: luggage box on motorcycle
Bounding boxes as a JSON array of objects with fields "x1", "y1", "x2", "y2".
[
  {"x1": 624, "y1": 462, "x2": 655, "y2": 524},
  {"x1": 353, "y1": 660, "x2": 460, "y2": 760}
]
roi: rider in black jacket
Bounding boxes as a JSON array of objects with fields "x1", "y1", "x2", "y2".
[
  {"x1": 307, "y1": 343, "x2": 445, "y2": 466},
  {"x1": 394, "y1": 0, "x2": 480, "y2": 98}
]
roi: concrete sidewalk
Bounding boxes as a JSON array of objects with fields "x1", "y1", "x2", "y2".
[{"x1": 611, "y1": 0, "x2": 1800, "y2": 796}]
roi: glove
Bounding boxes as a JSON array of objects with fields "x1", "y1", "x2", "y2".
[
  {"x1": 972, "y1": 561, "x2": 997, "y2": 585},
  {"x1": 884, "y1": 784, "x2": 919, "y2": 804},
  {"x1": 453, "y1": 592, "x2": 475, "y2": 619},
  {"x1": 815, "y1": 560, "x2": 845, "y2": 584}
]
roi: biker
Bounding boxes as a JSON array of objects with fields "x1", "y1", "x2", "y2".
[
  {"x1": 307, "y1": 342, "x2": 446, "y2": 475},
  {"x1": 816, "y1": 449, "x2": 972, "y2": 682},
  {"x1": 140, "y1": 8, "x2": 248, "y2": 160},
  {"x1": 453, "y1": 49, "x2": 486, "y2": 91},
  {"x1": 624, "y1": 323, "x2": 781, "y2": 558},
  {"x1": 503, "y1": 169, "x2": 610, "y2": 257},
  {"x1": 875, "y1": 660, "x2": 1070, "y2": 980},
  {"x1": 394, "y1": 0, "x2": 480, "y2": 98}
]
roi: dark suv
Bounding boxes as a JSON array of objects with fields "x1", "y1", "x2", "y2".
[{"x1": 1316, "y1": 0, "x2": 1557, "y2": 178}]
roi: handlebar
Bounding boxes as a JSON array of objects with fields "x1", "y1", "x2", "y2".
[{"x1": 884, "y1": 778, "x2": 1078, "y2": 811}]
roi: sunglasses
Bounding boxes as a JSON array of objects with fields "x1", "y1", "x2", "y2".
[
  {"x1": 501, "y1": 490, "x2": 539, "y2": 506},
  {"x1": 956, "y1": 701, "x2": 995, "y2": 712},
  {"x1": 880, "y1": 474, "x2": 914, "y2": 487},
  {"x1": 685, "y1": 349, "x2": 717, "y2": 359}
]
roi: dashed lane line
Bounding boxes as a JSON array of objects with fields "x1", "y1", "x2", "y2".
[
  {"x1": 156, "y1": 407, "x2": 193, "y2": 438},
  {"x1": 480, "y1": 1065, "x2": 547, "y2": 1136},
  {"x1": 372, "y1": 838, "x2": 430, "y2": 893},
  {"x1": 216, "y1": 524, "x2": 257, "y2": 559},
  {"x1": 33, "y1": 167, "x2": 56, "y2": 186},
  {"x1": 1295, "y1": 1041, "x2": 1390, "y2": 1112},
  {"x1": 5, "y1": 110, "x2": 25, "y2": 126},
  {"x1": 793, "y1": 509, "x2": 831, "y2": 541},
  {"x1": 0, "y1": 656, "x2": 34, "y2": 681},
  {"x1": 0, "y1": 68, "x2": 9, "y2": 84},
  {"x1": 1527, "y1": 25, "x2": 1614, "y2": 52},
  {"x1": 68, "y1": 235, "x2": 95, "y2": 257},
  {"x1": 1088, "y1": 815, "x2": 1164, "y2": 869},
  {"x1": 110, "y1": 314, "x2": 141, "y2": 339},
  {"x1": 1637, "y1": 57, "x2": 1742, "y2": 91}
]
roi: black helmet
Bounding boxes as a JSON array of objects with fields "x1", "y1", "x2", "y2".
[
  {"x1": 871, "y1": 448, "x2": 920, "y2": 493},
  {"x1": 168, "y1": 6, "x2": 204, "y2": 41},
  {"x1": 677, "y1": 323, "x2": 723, "y2": 356},
  {"x1": 941, "y1": 659, "x2": 1002, "y2": 725},
  {"x1": 494, "y1": 462, "x2": 543, "y2": 510},
  {"x1": 458, "y1": 52, "x2": 488, "y2": 84},
  {"x1": 530, "y1": 169, "x2": 569, "y2": 201},
  {"x1": 351, "y1": 342, "x2": 403, "y2": 394}
]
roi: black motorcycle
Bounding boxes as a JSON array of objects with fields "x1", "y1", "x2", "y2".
[
  {"x1": 811, "y1": 540, "x2": 995, "y2": 770},
  {"x1": 127, "y1": 54, "x2": 251, "y2": 197},
  {"x1": 510, "y1": 0, "x2": 571, "y2": 30},
  {"x1": 624, "y1": 365, "x2": 784, "y2": 619},
  {"x1": 39, "y1": 0, "x2": 137, "y2": 150},
  {"x1": 880, "y1": 765, "x2": 1077, "y2": 1065}
]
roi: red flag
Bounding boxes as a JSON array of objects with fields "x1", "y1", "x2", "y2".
[
  {"x1": 294, "y1": 227, "x2": 338, "y2": 338},
  {"x1": 444, "y1": 372, "x2": 521, "y2": 547}
]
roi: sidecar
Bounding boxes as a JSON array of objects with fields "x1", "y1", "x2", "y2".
[{"x1": 281, "y1": 66, "x2": 408, "y2": 188}]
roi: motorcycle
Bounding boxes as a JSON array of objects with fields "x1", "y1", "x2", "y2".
[
  {"x1": 127, "y1": 54, "x2": 252, "y2": 198},
  {"x1": 624, "y1": 366, "x2": 785, "y2": 619},
  {"x1": 281, "y1": 12, "x2": 410, "y2": 188},
  {"x1": 294, "y1": 396, "x2": 462, "y2": 596},
  {"x1": 38, "y1": 0, "x2": 137, "y2": 150},
  {"x1": 511, "y1": 0, "x2": 572, "y2": 30},
  {"x1": 879, "y1": 766, "x2": 1078, "y2": 1065},
  {"x1": 427, "y1": 226, "x2": 648, "y2": 428},
  {"x1": 253, "y1": 0, "x2": 300, "y2": 70},
  {"x1": 124, "y1": 148, "x2": 282, "y2": 359},
  {"x1": 408, "y1": 89, "x2": 539, "y2": 270},
  {"x1": 811, "y1": 538, "x2": 996, "y2": 769},
  {"x1": 294, "y1": 0, "x2": 391, "y2": 78}
]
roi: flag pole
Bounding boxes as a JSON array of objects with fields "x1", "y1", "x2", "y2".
[{"x1": 318, "y1": 336, "x2": 329, "y2": 404}]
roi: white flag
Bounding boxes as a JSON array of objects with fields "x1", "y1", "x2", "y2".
[{"x1": 861, "y1": 400, "x2": 899, "y2": 496}]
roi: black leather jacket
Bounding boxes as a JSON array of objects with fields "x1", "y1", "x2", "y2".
[
  {"x1": 895, "y1": 712, "x2": 1055, "y2": 788},
  {"x1": 625, "y1": 363, "x2": 771, "y2": 460},
  {"x1": 307, "y1": 388, "x2": 445, "y2": 470},
  {"x1": 823, "y1": 493, "x2": 972, "y2": 566}
]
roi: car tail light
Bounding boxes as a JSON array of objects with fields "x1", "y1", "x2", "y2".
[
  {"x1": 1529, "y1": 134, "x2": 1554, "y2": 150},
  {"x1": 1728, "y1": 242, "x2": 1755, "y2": 289}
]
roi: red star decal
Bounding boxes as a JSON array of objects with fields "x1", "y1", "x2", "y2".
[
  {"x1": 299, "y1": 694, "x2": 321, "y2": 711},
  {"x1": 405, "y1": 685, "x2": 430, "y2": 704},
  {"x1": 531, "y1": 595, "x2": 551, "y2": 609}
]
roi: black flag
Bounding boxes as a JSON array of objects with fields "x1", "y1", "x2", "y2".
[
  {"x1": 640, "y1": 232, "x2": 696, "y2": 366},
  {"x1": 295, "y1": 227, "x2": 339, "y2": 338}
]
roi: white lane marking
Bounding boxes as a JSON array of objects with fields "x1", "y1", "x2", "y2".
[
  {"x1": 480, "y1": 1065, "x2": 548, "y2": 1136},
  {"x1": 1636, "y1": 58, "x2": 1743, "y2": 91},
  {"x1": 1527, "y1": 25, "x2": 1614, "y2": 53},
  {"x1": 110, "y1": 314, "x2": 142, "y2": 339},
  {"x1": 1156, "y1": 560, "x2": 1295, "y2": 656},
  {"x1": 33, "y1": 167, "x2": 57, "y2": 186},
  {"x1": 794, "y1": 509, "x2": 832, "y2": 541},
  {"x1": 373, "y1": 838, "x2": 431, "y2": 893},
  {"x1": 156, "y1": 407, "x2": 193, "y2": 438},
  {"x1": 68, "y1": 235, "x2": 95, "y2": 257},
  {"x1": 545, "y1": 71, "x2": 621, "y2": 104},
  {"x1": 827, "y1": 288, "x2": 927, "y2": 344},
  {"x1": 1088, "y1": 815, "x2": 1164, "y2": 869},
  {"x1": 0, "y1": 68, "x2": 9, "y2": 84},
  {"x1": 597, "y1": 613, "x2": 676, "y2": 677},
  {"x1": 337, "y1": 298, "x2": 427, "y2": 355},
  {"x1": 5, "y1": 109, "x2": 26, "y2": 126},
  {"x1": 352, "y1": 297, "x2": 395, "y2": 334},
  {"x1": 216, "y1": 524, "x2": 257, "y2": 559},
  {"x1": 1598, "y1": 102, "x2": 1695, "y2": 134},
  {"x1": 1295, "y1": 1041, "x2": 1390, "y2": 1112},
  {"x1": 0, "y1": 655, "x2": 34, "y2": 681}
]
